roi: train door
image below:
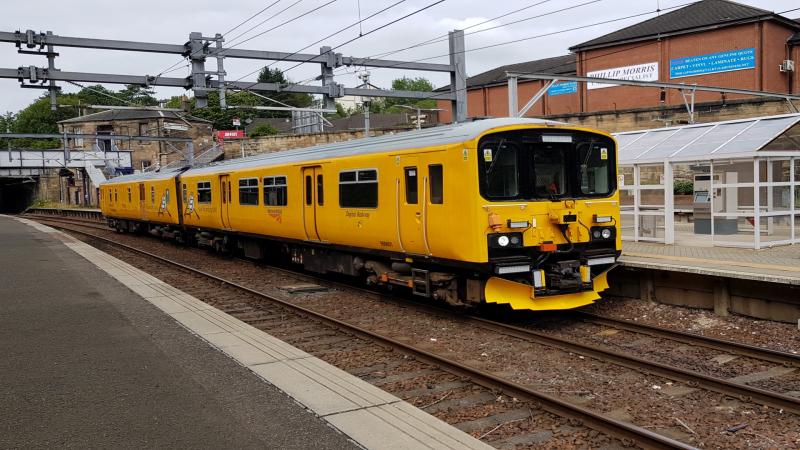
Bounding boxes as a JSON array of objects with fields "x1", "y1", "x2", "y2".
[
  {"x1": 219, "y1": 174, "x2": 232, "y2": 229},
  {"x1": 138, "y1": 182, "x2": 146, "y2": 220},
  {"x1": 302, "y1": 166, "x2": 321, "y2": 241},
  {"x1": 397, "y1": 157, "x2": 426, "y2": 255}
]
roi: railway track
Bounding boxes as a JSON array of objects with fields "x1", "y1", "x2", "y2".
[
  {"x1": 27, "y1": 215, "x2": 693, "y2": 449},
  {"x1": 26, "y1": 214, "x2": 800, "y2": 448}
]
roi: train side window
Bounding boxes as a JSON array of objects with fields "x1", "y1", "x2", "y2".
[
  {"x1": 108, "y1": 190, "x2": 112, "y2": 203},
  {"x1": 238, "y1": 178, "x2": 259, "y2": 206},
  {"x1": 115, "y1": 190, "x2": 118, "y2": 202},
  {"x1": 429, "y1": 164, "x2": 443, "y2": 204},
  {"x1": 404, "y1": 167, "x2": 418, "y2": 204},
  {"x1": 139, "y1": 184, "x2": 145, "y2": 201},
  {"x1": 197, "y1": 181, "x2": 212, "y2": 203},
  {"x1": 317, "y1": 174, "x2": 324, "y2": 206},
  {"x1": 150, "y1": 186, "x2": 156, "y2": 204},
  {"x1": 127, "y1": 187, "x2": 131, "y2": 202},
  {"x1": 305, "y1": 175, "x2": 313, "y2": 205},
  {"x1": 263, "y1": 176, "x2": 287, "y2": 206},
  {"x1": 339, "y1": 169, "x2": 378, "y2": 208},
  {"x1": 182, "y1": 183, "x2": 187, "y2": 203}
]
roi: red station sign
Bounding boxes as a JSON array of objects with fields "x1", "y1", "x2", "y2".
[{"x1": 217, "y1": 130, "x2": 245, "y2": 140}]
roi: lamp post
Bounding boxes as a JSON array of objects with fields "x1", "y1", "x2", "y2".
[{"x1": 396, "y1": 105, "x2": 444, "y2": 130}]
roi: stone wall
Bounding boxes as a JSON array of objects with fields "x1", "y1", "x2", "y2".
[
  {"x1": 547, "y1": 97, "x2": 798, "y2": 134},
  {"x1": 226, "y1": 127, "x2": 413, "y2": 159}
]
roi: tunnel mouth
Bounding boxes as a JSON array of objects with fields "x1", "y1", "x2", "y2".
[{"x1": 0, "y1": 177, "x2": 37, "y2": 214}]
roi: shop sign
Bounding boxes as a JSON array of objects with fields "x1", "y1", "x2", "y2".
[
  {"x1": 670, "y1": 48, "x2": 756, "y2": 79},
  {"x1": 547, "y1": 81, "x2": 578, "y2": 96},
  {"x1": 587, "y1": 62, "x2": 659, "y2": 90}
]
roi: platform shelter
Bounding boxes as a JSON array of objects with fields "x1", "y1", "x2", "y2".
[{"x1": 614, "y1": 113, "x2": 800, "y2": 249}]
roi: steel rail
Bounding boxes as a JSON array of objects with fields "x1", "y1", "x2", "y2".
[
  {"x1": 29, "y1": 214, "x2": 800, "y2": 416},
  {"x1": 576, "y1": 311, "x2": 800, "y2": 368},
  {"x1": 31, "y1": 218, "x2": 694, "y2": 450},
  {"x1": 28, "y1": 214, "x2": 800, "y2": 416}
]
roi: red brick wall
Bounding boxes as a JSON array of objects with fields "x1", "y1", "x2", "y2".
[{"x1": 437, "y1": 19, "x2": 798, "y2": 123}]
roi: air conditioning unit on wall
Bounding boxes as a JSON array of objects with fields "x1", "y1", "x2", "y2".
[{"x1": 779, "y1": 60, "x2": 795, "y2": 72}]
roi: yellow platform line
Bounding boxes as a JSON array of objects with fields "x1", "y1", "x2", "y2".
[{"x1": 622, "y1": 252, "x2": 800, "y2": 274}]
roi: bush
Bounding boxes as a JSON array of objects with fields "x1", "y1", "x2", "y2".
[
  {"x1": 674, "y1": 180, "x2": 693, "y2": 195},
  {"x1": 248, "y1": 124, "x2": 278, "y2": 138}
]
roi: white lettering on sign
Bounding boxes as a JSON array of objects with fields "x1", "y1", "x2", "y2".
[{"x1": 587, "y1": 62, "x2": 659, "y2": 90}]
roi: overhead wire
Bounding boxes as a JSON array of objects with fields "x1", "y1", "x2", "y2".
[
  {"x1": 221, "y1": 0, "x2": 285, "y2": 38},
  {"x1": 224, "y1": 0, "x2": 304, "y2": 48},
  {"x1": 278, "y1": 0, "x2": 446, "y2": 77},
  {"x1": 227, "y1": 0, "x2": 407, "y2": 85}
]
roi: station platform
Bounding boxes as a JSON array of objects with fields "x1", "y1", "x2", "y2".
[
  {"x1": 0, "y1": 215, "x2": 489, "y2": 450},
  {"x1": 620, "y1": 241, "x2": 800, "y2": 286}
]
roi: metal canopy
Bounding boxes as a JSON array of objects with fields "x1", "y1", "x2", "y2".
[{"x1": 614, "y1": 113, "x2": 800, "y2": 164}]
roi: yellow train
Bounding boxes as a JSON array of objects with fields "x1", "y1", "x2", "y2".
[{"x1": 100, "y1": 118, "x2": 620, "y2": 311}]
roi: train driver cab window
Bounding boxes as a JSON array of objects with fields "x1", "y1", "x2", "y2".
[
  {"x1": 339, "y1": 169, "x2": 378, "y2": 208},
  {"x1": 264, "y1": 176, "x2": 287, "y2": 206},
  {"x1": 197, "y1": 181, "x2": 212, "y2": 203},
  {"x1": 239, "y1": 178, "x2": 259, "y2": 205},
  {"x1": 150, "y1": 186, "x2": 156, "y2": 204},
  {"x1": 404, "y1": 167, "x2": 418, "y2": 204},
  {"x1": 429, "y1": 164, "x2": 443, "y2": 204},
  {"x1": 578, "y1": 141, "x2": 612, "y2": 196},
  {"x1": 534, "y1": 150, "x2": 566, "y2": 197}
]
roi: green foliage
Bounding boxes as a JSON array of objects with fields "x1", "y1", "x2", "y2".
[
  {"x1": 11, "y1": 95, "x2": 77, "y2": 148},
  {"x1": 674, "y1": 180, "x2": 694, "y2": 195},
  {"x1": 248, "y1": 123, "x2": 278, "y2": 138},
  {"x1": 383, "y1": 77, "x2": 437, "y2": 111},
  {"x1": 190, "y1": 68, "x2": 314, "y2": 130}
]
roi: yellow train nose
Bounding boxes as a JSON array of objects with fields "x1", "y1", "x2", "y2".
[{"x1": 484, "y1": 270, "x2": 610, "y2": 311}]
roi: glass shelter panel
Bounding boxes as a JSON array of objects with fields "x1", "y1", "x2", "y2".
[
  {"x1": 620, "y1": 130, "x2": 678, "y2": 160},
  {"x1": 721, "y1": 118, "x2": 800, "y2": 154},
  {"x1": 645, "y1": 125, "x2": 715, "y2": 160},
  {"x1": 678, "y1": 121, "x2": 753, "y2": 158}
]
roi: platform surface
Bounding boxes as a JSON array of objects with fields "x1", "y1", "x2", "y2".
[
  {"x1": 0, "y1": 215, "x2": 358, "y2": 449},
  {"x1": 621, "y1": 241, "x2": 800, "y2": 285},
  {"x1": 1, "y1": 215, "x2": 491, "y2": 450}
]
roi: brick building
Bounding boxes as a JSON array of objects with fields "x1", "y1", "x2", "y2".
[
  {"x1": 58, "y1": 109, "x2": 215, "y2": 172},
  {"x1": 437, "y1": 0, "x2": 800, "y2": 122}
]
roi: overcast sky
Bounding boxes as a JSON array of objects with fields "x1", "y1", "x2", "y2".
[{"x1": 1, "y1": 0, "x2": 798, "y2": 113}]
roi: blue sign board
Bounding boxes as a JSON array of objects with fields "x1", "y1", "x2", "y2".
[
  {"x1": 547, "y1": 81, "x2": 578, "y2": 96},
  {"x1": 670, "y1": 48, "x2": 756, "y2": 79}
]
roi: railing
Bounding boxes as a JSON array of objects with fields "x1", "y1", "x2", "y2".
[{"x1": 144, "y1": 144, "x2": 224, "y2": 173}]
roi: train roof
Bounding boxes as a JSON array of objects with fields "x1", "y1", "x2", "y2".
[
  {"x1": 186, "y1": 118, "x2": 563, "y2": 176},
  {"x1": 103, "y1": 118, "x2": 563, "y2": 184},
  {"x1": 101, "y1": 167, "x2": 185, "y2": 185}
]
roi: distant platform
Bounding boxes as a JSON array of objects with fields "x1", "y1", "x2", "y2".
[{"x1": 620, "y1": 241, "x2": 800, "y2": 286}]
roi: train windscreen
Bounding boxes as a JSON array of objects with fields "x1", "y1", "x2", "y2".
[{"x1": 477, "y1": 130, "x2": 615, "y2": 201}]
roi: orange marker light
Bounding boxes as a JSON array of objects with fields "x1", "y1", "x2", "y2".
[
  {"x1": 488, "y1": 212, "x2": 503, "y2": 231},
  {"x1": 540, "y1": 243, "x2": 557, "y2": 252}
]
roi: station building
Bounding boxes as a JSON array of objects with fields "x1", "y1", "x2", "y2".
[{"x1": 437, "y1": 0, "x2": 800, "y2": 122}]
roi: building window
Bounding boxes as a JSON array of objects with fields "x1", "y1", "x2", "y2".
[
  {"x1": 404, "y1": 167, "x2": 418, "y2": 204},
  {"x1": 339, "y1": 169, "x2": 378, "y2": 208},
  {"x1": 429, "y1": 164, "x2": 443, "y2": 204},
  {"x1": 263, "y1": 176, "x2": 287, "y2": 206},
  {"x1": 141, "y1": 160, "x2": 152, "y2": 171},
  {"x1": 150, "y1": 186, "x2": 155, "y2": 204},
  {"x1": 239, "y1": 178, "x2": 259, "y2": 205},
  {"x1": 139, "y1": 122, "x2": 149, "y2": 142},
  {"x1": 197, "y1": 181, "x2": 212, "y2": 203}
]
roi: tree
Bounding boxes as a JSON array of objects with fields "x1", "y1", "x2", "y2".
[
  {"x1": 256, "y1": 67, "x2": 314, "y2": 113},
  {"x1": 11, "y1": 95, "x2": 78, "y2": 148},
  {"x1": 383, "y1": 77, "x2": 437, "y2": 111}
]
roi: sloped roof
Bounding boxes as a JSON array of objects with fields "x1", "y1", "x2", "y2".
[
  {"x1": 614, "y1": 113, "x2": 800, "y2": 164},
  {"x1": 436, "y1": 54, "x2": 575, "y2": 92},
  {"x1": 571, "y1": 0, "x2": 799, "y2": 51},
  {"x1": 59, "y1": 109, "x2": 211, "y2": 124}
]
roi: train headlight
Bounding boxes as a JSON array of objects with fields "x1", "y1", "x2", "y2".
[
  {"x1": 590, "y1": 227, "x2": 615, "y2": 241},
  {"x1": 488, "y1": 232, "x2": 524, "y2": 249}
]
